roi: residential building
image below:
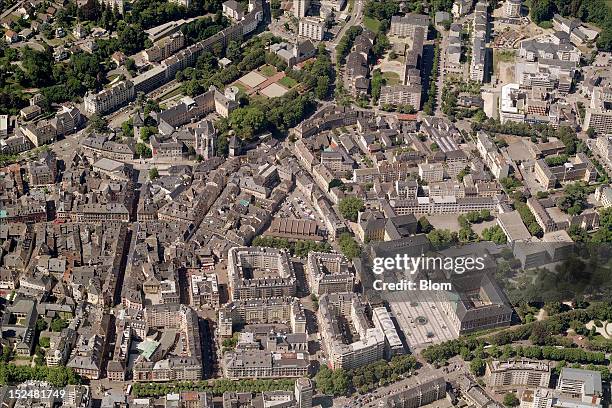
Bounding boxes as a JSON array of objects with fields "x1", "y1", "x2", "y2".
[
  {"x1": 299, "y1": 17, "x2": 325, "y2": 41},
  {"x1": 486, "y1": 360, "x2": 551, "y2": 389},
  {"x1": 318, "y1": 292, "x2": 385, "y2": 370},
  {"x1": 306, "y1": 252, "x2": 354, "y2": 295},
  {"x1": 389, "y1": 14, "x2": 429, "y2": 40}
]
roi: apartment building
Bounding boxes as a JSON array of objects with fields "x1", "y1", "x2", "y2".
[
  {"x1": 319, "y1": 292, "x2": 385, "y2": 370},
  {"x1": 299, "y1": 17, "x2": 325, "y2": 41},
  {"x1": 486, "y1": 360, "x2": 551, "y2": 389},
  {"x1": 584, "y1": 87, "x2": 612, "y2": 134},
  {"x1": 389, "y1": 14, "x2": 429, "y2": 40},
  {"x1": 306, "y1": 252, "x2": 354, "y2": 295},
  {"x1": 227, "y1": 247, "x2": 297, "y2": 300},
  {"x1": 84, "y1": 80, "x2": 135, "y2": 115}
]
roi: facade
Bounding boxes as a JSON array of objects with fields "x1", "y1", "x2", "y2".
[
  {"x1": 299, "y1": 17, "x2": 325, "y2": 41},
  {"x1": 227, "y1": 247, "x2": 297, "y2": 300},
  {"x1": 486, "y1": 360, "x2": 551, "y2": 389},
  {"x1": 318, "y1": 292, "x2": 385, "y2": 370},
  {"x1": 306, "y1": 252, "x2": 354, "y2": 295},
  {"x1": 84, "y1": 80, "x2": 135, "y2": 115},
  {"x1": 584, "y1": 87, "x2": 612, "y2": 134},
  {"x1": 389, "y1": 14, "x2": 429, "y2": 40}
]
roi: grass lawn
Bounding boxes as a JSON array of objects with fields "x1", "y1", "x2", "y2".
[
  {"x1": 278, "y1": 76, "x2": 298, "y2": 88},
  {"x1": 259, "y1": 65, "x2": 278, "y2": 77},
  {"x1": 492, "y1": 49, "x2": 516, "y2": 76},
  {"x1": 382, "y1": 71, "x2": 400, "y2": 85},
  {"x1": 232, "y1": 81, "x2": 248, "y2": 92},
  {"x1": 159, "y1": 86, "x2": 183, "y2": 101},
  {"x1": 363, "y1": 16, "x2": 381, "y2": 34}
]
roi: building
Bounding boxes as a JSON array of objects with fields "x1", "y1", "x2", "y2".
[
  {"x1": 294, "y1": 0, "x2": 310, "y2": 18},
  {"x1": 380, "y1": 377, "x2": 447, "y2": 408},
  {"x1": 476, "y1": 131, "x2": 510, "y2": 179},
  {"x1": 84, "y1": 80, "x2": 135, "y2": 115},
  {"x1": 418, "y1": 162, "x2": 444, "y2": 182},
  {"x1": 505, "y1": 0, "x2": 521, "y2": 18},
  {"x1": 389, "y1": 14, "x2": 429, "y2": 40},
  {"x1": 27, "y1": 151, "x2": 57, "y2": 186},
  {"x1": 223, "y1": 349, "x2": 309, "y2": 379},
  {"x1": 372, "y1": 307, "x2": 404, "y2": 358},
  {"x1": 584, "y1": 87, "x2": 612, "y2": 134},
  {"x1": 306, "y1": 252, "x2": 354, "y2": 295},
  {"x1": 295, "y1": 378, "x2": 314, "y2": 408},
  {"x1": 227, "y1": 247, "x2": 297, "y2": 300},
  {"x1": 299, "y1": 17, "x2": 325, "y2": 41},
  {"x1": 533, "y1": 154, "x2": 597, "y2": 189},
  {"x1": 318, "y1": 292, "x2": 385, "y2": 370},
  {"x1": 595, "y1": 185, "x2": 612, "y2": 208},
  {"x1": 218, "y1": 297, "x2": 306, "y2": 337},
  {"x1": 144, "y1": 32, "x2": 186, "y2": 63},
  {"x1": 486, "y1": 360, "x2": 551, "y2": 389},
  {"x1": 223, "y1": 0, "x2": 245, "y2": 20},
  {"x1": 557, "y1": 368, "x2": 602, "y2": 401},
  {"x1": 440, "y1": 273, "x2": 513, "y2": 335},
  {"x1": 379, "y1": 85, "x2": 422, "y2": 109}
]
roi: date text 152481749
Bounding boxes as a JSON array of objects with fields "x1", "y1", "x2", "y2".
[{"x1": 8, "y1": 389, "x2": 66, "y2": 399}]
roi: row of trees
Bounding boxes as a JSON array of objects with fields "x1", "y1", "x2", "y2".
[
  {"x1": 133, "y1": 379, "x2": 295, "y2": 398},
  {"x1": 315, "y1": 355, "x2": 418, "y2": 396},
  {"x1": 0, "y1": 364, "x2": 80, "y2": 387},
  {"x1": 423, "y1": 41, "x2": 441, "y2": 115}
]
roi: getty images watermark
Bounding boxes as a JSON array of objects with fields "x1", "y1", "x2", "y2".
[{"x1": 371, "y1": 254, "x2": 486, "y2": 292}]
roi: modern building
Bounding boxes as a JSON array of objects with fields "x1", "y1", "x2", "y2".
[
  {"x1": 486, "y1": 360, "x2": 551, "y2": 389},
  {"x1": 505, "y1": 0, "x2": 521, "y2": 18},
  {"x1": 299, "y1": 17, "x2": 325, "y2": 41}
]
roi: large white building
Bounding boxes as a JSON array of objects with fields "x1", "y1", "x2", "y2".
[
  {"x1": 584, "y1": 87, "x2": 612, "y2": 134},
  {"x1": 299, "y1": 17, "x2": 325, "y2": 41},
  {"x1": 476, "y1": 131, "x2": 510, "y2": 179},
  {"x1": 84, "y1": 80, "x2": 135, "y2": 115},
  {"x1": 486, "y1": 360, "x2": 551, "y2": 389}
]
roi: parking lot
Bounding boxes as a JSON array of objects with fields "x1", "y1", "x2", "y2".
[{"x1": 277, "y1": 189, "x2": 325, "y2": 226}]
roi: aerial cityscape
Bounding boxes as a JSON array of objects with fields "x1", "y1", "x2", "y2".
[{"x1": 1, "y1": 0, "x2": 612, "y2": 406}]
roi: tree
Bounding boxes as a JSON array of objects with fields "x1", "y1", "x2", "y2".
[
  {"x1": 135, "y1": 143, "x2": 152, "y2": 159},
  {"x1": 88, "y1": 114, "x2": 108, "y2": 132},
  {"x1": 315, "y1": 76, "x2": 331, "y2": 99},
  {"x1": 339, "y1": 197, "x2": 364, "y2": 222},
  {"x1": 530, "y1": 0, "x2": 553, "y2": 23},
  {"x1": 504, "y1": 393, "x2": 520, "y2": 407},
  {"x1": 338, "y1": 233, "x2": 361, "y2": 259},
  {"x1": 229, "y1": 107, "x2": 266, "y2": 139},
  {"x1": 418, "y1": 216, "x2": 433, "y2": 233},
  {"x1": 470, "y1": 357, "x2": 486, "y2": 376},
  {"x1": 427, "y1": 229, "x2": 457, "y2": 250},
  {"x1": 148, "y1": 167, "x2": 159, "y2": 180},
  {"x1": 50, "y1": 317, "x2": 69, "y2": 332},
  {"x1": 36, "y1": 318, "x2": 48, "y2": 332}
]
